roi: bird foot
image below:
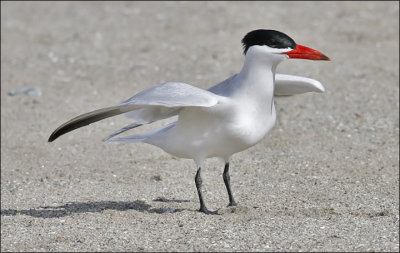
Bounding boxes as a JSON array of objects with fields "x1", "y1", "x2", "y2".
[
  {"x1": 199, "y1": 207, "x2": 219, "y2": 215},
  {"x1": 228, "y1": 201, "x2": 237, "y2": 207}
]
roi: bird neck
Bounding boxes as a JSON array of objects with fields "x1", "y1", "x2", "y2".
[
  {"x1": 235, "y1": 49, "x2": 280, "y2": 100},
  {"x1": 240, "y1": 53, "x2": 278, "y2": 79}
]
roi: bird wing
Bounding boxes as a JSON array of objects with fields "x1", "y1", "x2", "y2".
[
  {"x1": 103, "y1": 106, "x2": 180, "y2": 141},
  {"x1": 274, "y1": 74, "x2": 325, "y2": 96},
  {"x1": 48, "y1": 82, "x2": 220, "y2": 142}
]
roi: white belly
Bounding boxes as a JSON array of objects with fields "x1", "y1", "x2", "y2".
[{"x1": 146, "y1": 100, "x2": 276, "y2": 162}]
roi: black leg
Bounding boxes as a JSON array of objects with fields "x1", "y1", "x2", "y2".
[
  {"x1": 223, "y1": 163, "x2": 237, "y2": 206},
  {"x1": 195, "y1": 167, "x2": 218, "y2": 214}
]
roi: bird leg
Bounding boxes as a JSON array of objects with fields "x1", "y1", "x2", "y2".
[
  {"x1": 195, "y1": 167, "x2": 218, "y2": 214},
  {"x1": 223, "y1": 163, "x2": 237, "y2": 206}
]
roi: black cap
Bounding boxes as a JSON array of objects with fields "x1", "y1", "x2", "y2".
[{"x1": 242, "y1": 29, "x2": 296, "y2": 54}]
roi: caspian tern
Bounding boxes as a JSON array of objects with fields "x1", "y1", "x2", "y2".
[{"x1": 49, "y1": 29, "x2": 329, "y2": 214}]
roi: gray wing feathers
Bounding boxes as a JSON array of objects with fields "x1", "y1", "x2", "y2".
[
  {"x1": 121, "y1": 82, "x2": 219, "y2": 107},
  {"x1": 124, "y1": 107, "x2": 179, "y2": 123},
  {"x1": 274, "y1": 74, "x2": 325, "y2": 96},
  {"x1": 49, "y1": 82, "x2": 219, "y2": 142}
]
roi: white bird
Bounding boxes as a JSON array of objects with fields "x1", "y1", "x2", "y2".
[{"x1": 49, "y1": 29, "x2": 330, "y2": 214}]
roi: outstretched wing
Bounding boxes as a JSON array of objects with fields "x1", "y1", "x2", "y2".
[
  {"x1": 48, "y1": 82, "x2": 220, "y2": 142},
  {"x1": 275, "y1": 74, "x2": 325, "y2": 96}
]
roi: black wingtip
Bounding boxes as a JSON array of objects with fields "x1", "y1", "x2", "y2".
[
  {"x1": 47, "y1": 104, "x2": 132, "y2": 144},
  {"x1": 48, "y1": 135, "x2": 55, "y2": 142},
  {"x1": 48, "y1": 131, "x2": 60, "y2": 142},
  {"x1": 47, "y1": 122, "x2": 80, "y2": 143}
]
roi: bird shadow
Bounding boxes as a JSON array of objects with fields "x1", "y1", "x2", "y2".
[{"x1": 1, "y1": 198, "x2": 189, "y2": 219}]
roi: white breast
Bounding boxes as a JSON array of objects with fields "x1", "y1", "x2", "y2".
[{"x1": 147, "y1": 98, "x2": 276, "y2": 162}]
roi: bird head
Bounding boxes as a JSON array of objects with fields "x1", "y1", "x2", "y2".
[{"x1": 242, "y1": 29, "x2": 330, "y2": 62}]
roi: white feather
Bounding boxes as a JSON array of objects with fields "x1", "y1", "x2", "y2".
[
  {"x1": 48, "y1": 82, "x2": 221, "y2": 142},
  {"x1": 274, "y1": 73, "x2": 325, "y2": 96}
]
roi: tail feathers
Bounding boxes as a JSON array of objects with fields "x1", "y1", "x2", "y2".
[
  {"x1": 104, "y1": 130, "x2": 153, "y2": 143},
  {"x1": 102, "y1": 122, "x2": 143, "y2": 142},
  {"x1": 105, "y1": 134, "x2": 148, "y2": 143},
  {"x1": 104, "y1": 126, "x2": 166, "y2": 143},
  {"x1": 104, "y1": 122, "x2": 176, "y2": 144}
]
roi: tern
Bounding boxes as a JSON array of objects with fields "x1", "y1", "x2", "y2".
[{"x1": 49, "y1": 29, "x2": 330, "y2": 214}]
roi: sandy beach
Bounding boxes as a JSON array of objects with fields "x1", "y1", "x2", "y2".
[{"x1": 1, "y1": 1, "x2": 399, "y2": 251}]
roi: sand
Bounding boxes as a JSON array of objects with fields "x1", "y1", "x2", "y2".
[{"x1": 1, "y1": 1, "x2": 399, "y2": 252}]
